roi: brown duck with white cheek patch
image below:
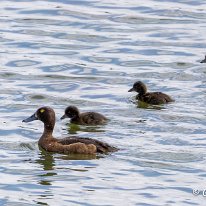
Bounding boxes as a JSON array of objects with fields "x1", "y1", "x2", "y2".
[
  {"x1": 128, "y1": 81, "x2": 174, "y2": 105},
  {"x1": 60, "y1": 106, "x2": 108, "y2": 125},
  {"x1": 22, "y1": 106, "x2": 117, "y2": 154}
]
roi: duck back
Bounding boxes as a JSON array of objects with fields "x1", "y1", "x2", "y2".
[
  {"x1": 138, "y1": 92, "x2": 174, "y2": 105},
  {"x1": 58, "y1": 136, "x2": 118, "y2": 153},
  {"x1": 79, "y1": 112, "x2": 107, "y2": 125}
]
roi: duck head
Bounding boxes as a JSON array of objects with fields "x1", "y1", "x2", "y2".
[
  {"x1": 60, "y1": 106, "x2": 80, "y2": 120},
  {"x1": 128, "y1": 81, "x2": 147, "y2": 95},
  {"x1": 23, "y1": 106, "x2": 55, "y2": 131}
]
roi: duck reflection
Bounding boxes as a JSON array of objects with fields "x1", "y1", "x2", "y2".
[
  {"x1": 34, "y1": 150, "x2": 55, "y2": 205},
  {"x1": 137, "y1": 100, "x2": 165, "y2": 110},
  {"x1": 65, "y1": 123, "x2": 106, "y2": 134},
  {"x1": 36, "y1": 149, "x2": 56, "y2": 172},
  {"x1": 36, "y1": 149, "x2": 57, "y2": 188},
  {"x1": 55, "y1": 152, "x2": 102, "y2": 161},
  {"x1": 34, "y1": 148, "x2": 100, "y2": 205},
  {"x1": 36, "y1": 147, "x2": 100, "y2": 172}
]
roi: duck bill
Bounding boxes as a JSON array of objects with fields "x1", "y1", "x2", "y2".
[
  {"x1": 60, "y1": 114, "x2": 67, "y2": 120},
  {"x1": 128, "y1": 88, "x2": 134, "y2": 92},
  {"x1": 22, "y1": 113, "x2": 38, "y2": 123}
]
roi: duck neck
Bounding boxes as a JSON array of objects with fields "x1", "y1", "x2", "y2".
[
  {"x1": 71, "y1": 115, "x2": 80, "y2": 122},
  {"x1": 139, "y1": 86, "x2": 147, "y2": 96},
  {"x1": 41, "y1": 121, "x2": 54, "y2": 139},
  {"x1": 71, "y1": 110, "x2": 80, "y2": 121}
]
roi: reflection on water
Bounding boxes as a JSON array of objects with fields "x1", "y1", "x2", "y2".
[
  {"x1": 34, "y1": 149, "x2": 99, "y2": 205},
  {"x1": 64, "y1": 123, "x2": 106, "y2": 134},
  {"x1": 0, "y1": 0, "x2": 206, "y2": 205},
  {"x1": 130, "y1": 98, "x2": 166, "y2": 110},
  {"x1": 36, "y1": 150, "x2": 56, "y2": 171},
  {"x1": 36, "y1": 148, "x2": 99, "y2": 171},
  {"x1": 55, "y1": 153, "x2": 100, "y2": 161}
]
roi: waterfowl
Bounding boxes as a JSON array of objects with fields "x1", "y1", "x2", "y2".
[
  {"x1": 60, "y1": 105, "x2": 108, "y2": 125},
  {"x1": 128, "y1": 81, "x2": 174, "y2": 105},
  {"x1": 22, "y1": 106, "x2": 117, "y2": 154},
  {"x1": 200, "y1": 55, "x2": 206, "y2": 63}
]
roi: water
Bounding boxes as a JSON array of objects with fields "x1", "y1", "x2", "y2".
[{"x1": 0, "y1": 0, "x2": 206, "y2": 205}]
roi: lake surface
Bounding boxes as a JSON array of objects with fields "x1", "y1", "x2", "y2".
[{"x1": 0, "y1": 0, "x2": 206, "y2": 205}]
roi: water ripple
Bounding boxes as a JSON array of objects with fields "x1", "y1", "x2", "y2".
[{"x1": 0, "y1": 0, "x2": 206, "y2": 205}]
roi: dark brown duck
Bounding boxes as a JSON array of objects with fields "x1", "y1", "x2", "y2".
[
  {"x1": 60, "y1": 105, "x2": 108, "y2": 125},
  {"x1": 128, "y1": 81, "x2": 174, "y2": 105},
  {"x1": 22, "y1": 106, "x2": 117, "y2": 154}
]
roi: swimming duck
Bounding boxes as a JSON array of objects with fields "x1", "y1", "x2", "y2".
[
  {"x1": 128, "y1": 81, "x2": 174, "y2": 105},
  {"x1": 60, "y1": 105, "x2": 108, "y2": 125},
  {"x1": 200, "y1": 55, "x2": 206, "y2": 63},
  {"x1": 22, "y1": 106, "x2": 117, "y2": 154}
]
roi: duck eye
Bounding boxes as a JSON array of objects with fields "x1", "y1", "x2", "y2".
[{"x1": 40, "y1": 109, "x2": 45, "y2": 113}]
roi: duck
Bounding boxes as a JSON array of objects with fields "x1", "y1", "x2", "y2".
[
  {"x1": 200, "y1": 55, "x2": 206, "y2": 63},
  {"x1": 22, "y1": 106, "x2": 117, "y2": 154},
  {"x1": 60, "y1": 105, "x2": 108, "y2": 125},
  {"x1": 128, "y1": 81, "x2": 174, "y2": 105}
]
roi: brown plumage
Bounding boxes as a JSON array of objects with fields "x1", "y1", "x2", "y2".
[
  {"x1": 22, "y1": 106, "x2": 117, "y2": 154},
  {"x1": 60, "y1": 105, "x2": 108, "y2": 125},
  {"x1": 128, "y1": 81, "x2": 174, "y2": 105},
  {"x1": 58, "y1": 137, "x2": 118, "y2": 153}
]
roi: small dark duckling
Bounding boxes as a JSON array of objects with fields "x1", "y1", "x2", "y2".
[
  {"x1": 22, "y1": 106, "x2": 117, "y2": 154},
  {"x1": 60, "y1": 105, "x2": 108, "y2": 125},
  {"x1": 128, "y1": 81, "x2": 174, "y2": 105},
  {"x1": 200, "y1": 55, "x2": 206, "y2": 63}
]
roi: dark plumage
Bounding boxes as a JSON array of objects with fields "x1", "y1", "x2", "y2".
[
  {"x1": 200, "y1": 55, "x2": 206, "y2": 63},
  {"x1": 128, "y1": 81, "x2": 174, "y2": 105},
  {"x1": 60, "y1": 105, "x2": 108, "y2": 125},
  {"x1": 22, "y1": 106, "x2": 117, "y2": 154}
]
